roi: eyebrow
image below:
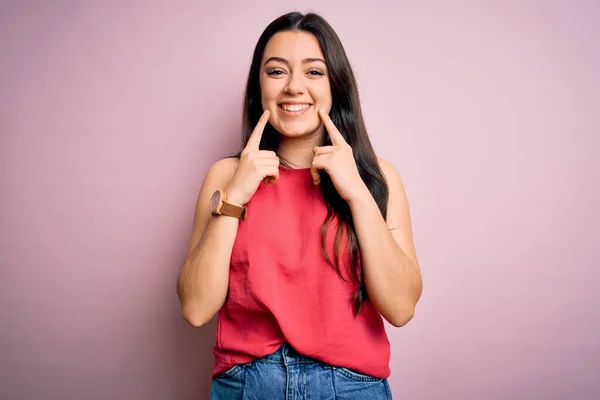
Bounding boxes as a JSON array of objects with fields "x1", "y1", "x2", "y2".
[{"x1": 263, "y1": 57, "x2": 326, "y2": 66}]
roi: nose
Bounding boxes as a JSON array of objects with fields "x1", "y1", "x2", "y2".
[{"x1": 284, "y1": 72, "x2": 305, "y2": 95}]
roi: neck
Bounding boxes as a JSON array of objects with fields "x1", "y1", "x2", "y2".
[{"x1": 276, "y1": 127, "x2": 324, "y2": 169}]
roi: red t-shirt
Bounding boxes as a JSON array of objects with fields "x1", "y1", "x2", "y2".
[{"x1": 212, "y1": 165, "x2": 390, "y2": 379}]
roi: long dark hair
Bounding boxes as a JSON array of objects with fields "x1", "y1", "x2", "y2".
[{"x1": 240, "y1": 12, "x2": 389, "y2": 316}]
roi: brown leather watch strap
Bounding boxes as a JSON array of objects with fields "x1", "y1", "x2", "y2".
[{"x1": 220, "y1": 201, "x2": 247, "y2": 221}]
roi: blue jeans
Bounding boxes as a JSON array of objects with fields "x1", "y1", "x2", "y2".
[{"x1": 210, "y1": 343, "x2": 392, "y2": 399}]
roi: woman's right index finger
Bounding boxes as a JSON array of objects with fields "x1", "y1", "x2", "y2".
[{"x1": 246, "y1": 110, "x2": 271, "y2": 150}]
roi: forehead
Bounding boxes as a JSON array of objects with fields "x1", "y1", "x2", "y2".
[{"x1": 262, "y1": 31, "x2": 325, "y2": 62}]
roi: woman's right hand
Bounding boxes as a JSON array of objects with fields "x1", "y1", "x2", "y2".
[{"x1": 225, "y1": 110, "x2": 280, "y2": 205}]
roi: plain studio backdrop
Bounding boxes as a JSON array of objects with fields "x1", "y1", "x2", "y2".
[{"x1": 1, "y1": 1, "x2": 598, "y2": 399}]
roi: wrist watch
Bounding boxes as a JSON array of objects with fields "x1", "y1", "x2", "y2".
[{"x1": 209, "y1": 189, "x2": 247, "y2": 221}]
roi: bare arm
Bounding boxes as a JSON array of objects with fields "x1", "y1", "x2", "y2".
[
  {"x1": 348, "y1": 158, "x2": 422, "y2": 327},
  {"x1": 311, "y1": 110, "x2": 422, "y2": 327},
  {"x1": 176, "y1": 158, "x2": 240, "y2": 327},
  {"x1": 177, "y1": 110, "x2": 278, "y2": 327}
]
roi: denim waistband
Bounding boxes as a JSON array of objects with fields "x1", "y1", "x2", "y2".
[{"x1": 258, "y1": 343, "x2": 319, "y2": 365}]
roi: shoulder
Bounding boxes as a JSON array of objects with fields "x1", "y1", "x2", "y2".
[
  {"x1": 205, "y1": 157, "x2": 239, "y2": 180},
  {"x1": 376, "y1": 156, "x2": 410, "y2": 217},
  {"x1": 198, "y1": 157, "x2": 240, "y2": 193},
  {"x1": 375, "y1": 157, "x2": 416, "y2": 254},
  {"x1": 376, "y1": 157, "x2": 403, "y2": 186},
  {"x1": 209, "y1": 156, "x2": 239, "y2": 172}
]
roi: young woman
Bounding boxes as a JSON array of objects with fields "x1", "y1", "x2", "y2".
[{"x1": 177, "y1": 11, "x2": 422, "y2": 399}]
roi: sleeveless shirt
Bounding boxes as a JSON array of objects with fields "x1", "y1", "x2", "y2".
[{"x1": 212, "y1": 165, "x2": 391, "y2": 379}]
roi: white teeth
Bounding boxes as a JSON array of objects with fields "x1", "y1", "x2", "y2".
[{"x1": 282, "y1": 104, "x2": 309, "y2": 112}]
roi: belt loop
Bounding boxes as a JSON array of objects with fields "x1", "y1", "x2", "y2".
[{"x1": 281, "y1": 342, "x2": 289, "y2": 357}]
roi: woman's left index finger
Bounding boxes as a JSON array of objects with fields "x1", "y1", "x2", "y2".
[{"x1": 318, "y1": 108, "x2": 346, "y2": 145}]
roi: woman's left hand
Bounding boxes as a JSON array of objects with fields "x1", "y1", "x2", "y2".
[{"x1": 311, "y1": 109, "x2": 371, "y2": 203}]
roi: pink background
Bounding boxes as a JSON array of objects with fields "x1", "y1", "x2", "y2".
[{"x1": 1, "y1": 1, "x2": 598, "y2": 399}]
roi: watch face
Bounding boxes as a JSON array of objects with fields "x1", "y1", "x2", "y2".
[{"x1": 209, "y1": 190, "x2": 221, "y2": 213}]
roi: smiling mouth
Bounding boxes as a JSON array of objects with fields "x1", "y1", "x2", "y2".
[{"x1": 278, "y1": 103, "x2": 312, "y2": 116}]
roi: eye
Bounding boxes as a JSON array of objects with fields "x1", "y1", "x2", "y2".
[
  {"x1": 308, "y1": 69, "x2": 325, "y2": 76},
  {"x1": 266, "y1": 68, "x2": 285, "y2": 76}
]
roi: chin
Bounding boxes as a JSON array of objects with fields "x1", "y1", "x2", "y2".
[
  {"x1": 279, "y1": 129, "x2": 312, "y2": 138},
  {"x1": 275, "y1": 121, "x2": 321, "y2": 138}
]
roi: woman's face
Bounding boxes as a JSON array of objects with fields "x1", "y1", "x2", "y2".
[{"x1": 260, "y1": 31, "x2": 332, "y2": 139}]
